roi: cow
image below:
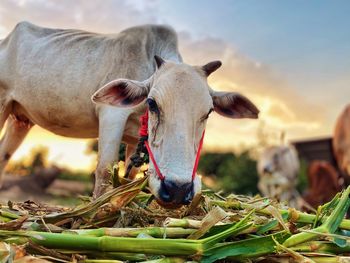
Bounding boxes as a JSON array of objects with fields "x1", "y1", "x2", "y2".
[
  {"x1": 303, "y1": 160, "x2": 343, "y2": 209},
  {"x1": 257, "y1": 145, "x2": 300, "y2": 207},
  {"x1": 333, "y1": 104, "x2": 350, "y2": 182},
  {"x1": 0, "y1": 22, "x2": 259, "y2": 206}
]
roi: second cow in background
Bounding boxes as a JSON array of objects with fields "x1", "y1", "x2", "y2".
[
  {"x1": 303, "y1": 160, "x2": 343, "y2": 209},
  {"x1": 333, "y1": 104, "x2": 350, "y2": 183},
  {"x1": 257, "y1": 145, "x2": 300, "y2": 207}
]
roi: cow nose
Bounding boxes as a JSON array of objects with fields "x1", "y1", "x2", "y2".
[
  {"x1": 183, "y1": 187, "x2": 194, "y2": 204},
  {"x1": 263, "y1": 165, "x2": 272, "y2": 174},
  {"x1": 158, "y1": 180, "x2": 194, "y2": 205}
]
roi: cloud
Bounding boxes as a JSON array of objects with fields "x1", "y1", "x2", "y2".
[
  {"x1": 0, "y1": 0, "x2": 333, "y2": 168},
  {"x1": 265, "y1": 100, "x2": 296, "y2": 122},
  {"x1": 0, "y1": 0, "x2": 159, "y2": 35},
  {"x1": 178, "y1": 33, "x2": 326, "y2": 146}
]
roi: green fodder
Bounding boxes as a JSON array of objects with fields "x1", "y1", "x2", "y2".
[{"x1": 1, "y1": 176, "x2": 350, "y2": 262}]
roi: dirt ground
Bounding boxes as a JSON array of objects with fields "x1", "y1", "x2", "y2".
[{"x1": 0, "y1": 173, "x2": 92, "y2": 206}]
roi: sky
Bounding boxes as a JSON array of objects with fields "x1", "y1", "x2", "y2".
[{"x1": 0, "y1": 0, "x2": 349, "y2": 171}]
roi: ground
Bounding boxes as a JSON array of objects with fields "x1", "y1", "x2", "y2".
[{"x1": 0, "y1": 173, "x2": 91, "y2": 206}]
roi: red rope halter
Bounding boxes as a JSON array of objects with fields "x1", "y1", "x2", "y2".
[{"x1": 139, "y1": 110, "x2": 205, "y2": 182}]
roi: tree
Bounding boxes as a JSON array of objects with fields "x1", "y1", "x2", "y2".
[{"x1": 198, "y1": 151, "x2": 259, "y2": 195}]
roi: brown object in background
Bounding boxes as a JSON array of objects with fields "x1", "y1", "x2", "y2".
[
  {"x1": 1, "y1": 166, "x2": 60, "y2": 193},
  {"x1": 333, "y1": 104, "x2": 350, "y2": 183},
  {"x1": 303, "y1": 160, "x2": 343, "y2": 208}
]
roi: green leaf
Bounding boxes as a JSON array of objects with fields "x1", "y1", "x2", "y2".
[
  {"x1": 333, "y1": 236, "x2": 347, "y2": 248},
  {"x1": 202, "y1": 231, "x2": 291, "y2": 263}
]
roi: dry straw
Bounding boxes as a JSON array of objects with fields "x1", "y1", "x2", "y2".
[{"x1": 1, "y1": 176, "x2": 350, "y2": 262}]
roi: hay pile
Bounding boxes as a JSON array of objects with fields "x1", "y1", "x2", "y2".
[{"x1": 1, "y1": 175, "x2": 350, "y2": 263}]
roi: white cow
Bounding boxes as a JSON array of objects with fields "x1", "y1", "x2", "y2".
[
  {"x1": 0, "y1": 22, "x2": 259, "y2": 206},
  {"x1": 257, "y1": 146, "x2": 300, "y2": 206}
]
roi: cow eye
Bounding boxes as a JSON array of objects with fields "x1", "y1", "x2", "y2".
[{"x1": 146, "y1": 98, "x2": 159, "y2": 113}]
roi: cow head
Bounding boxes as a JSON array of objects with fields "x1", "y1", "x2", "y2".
[
  {"x1": 92, "y1": 57, "x2": 259, "y2": 207},
  {"x1": 258, "y1": 146, "x2": 290, "y2": 176},
  {"x1": 257, "y1": 145, "x2": 300, "y2": 181}
]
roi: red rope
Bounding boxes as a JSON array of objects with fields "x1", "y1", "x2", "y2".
[
  {"x1": 139, "y1": 110, "x2": 204, "y2": 182},
  {"x1": 139, "y1": 110, "x2": 149, "y2": 137},
  {"x1": 144, "y1": 140, "x2": 165, "y2": 181},
  {"x1": 192, "y1": 130, "x2": 205, "y2": 181}
]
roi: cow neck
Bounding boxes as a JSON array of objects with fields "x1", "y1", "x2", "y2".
[{"x1": 139, "y1": 109, "x2": 205, "y2": 182}]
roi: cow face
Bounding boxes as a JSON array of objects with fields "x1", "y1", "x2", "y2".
[
  {"x1": 257, "y1": 145, "x2": 300, "y2": 180},
  {"x1": 92, "y1": 57, "x2": 259, "y2": 206},
  {"x1": 258, "y1": 146, "x2": 288, "y2": 176}
]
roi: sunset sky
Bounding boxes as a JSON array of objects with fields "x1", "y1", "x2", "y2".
[{"x1": 0, "y1": 0, "x2": 349, "y2": 171}]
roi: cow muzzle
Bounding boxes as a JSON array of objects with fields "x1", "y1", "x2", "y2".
[
  {"x1": 157, "y1": 179, "x2": 194, "y2": 206},
  {"x1": 263, "y1": 165, "x2": 275, "y2": 175}
]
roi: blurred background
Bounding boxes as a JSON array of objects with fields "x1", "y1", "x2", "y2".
[{"x1": 0, "y1": 0, "x2": 349, "y2": 207}]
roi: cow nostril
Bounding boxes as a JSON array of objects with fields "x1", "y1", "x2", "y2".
[
  {"x1": 159, "y1": 181, "x2": 171, "y2": 202},
  {"x1": 183, "y1": 189, "x2": 194, "y2": 204},
  {"x1": 263, "y1": 166, "x2": 271, "y2": 174},
  {"x1": 183, "y1": 182, "x2": 194, "y2": 204}
]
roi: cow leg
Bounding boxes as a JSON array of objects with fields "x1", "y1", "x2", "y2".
[
  {"x1": 258, "y1": 179, "x2": 270, "y2": 197},
  {"x1": 270, "y1": 185, "x2": 278, "y2": 199},
  {"x1": 93, "y1": 109, "x2": 129, "y2": 198},
  {"x1": 0, "y1": 99, "x2": 12, "y2": 133},
  {"x1": 273, "y1": 185, "x2": 283, "y2": 200},
  {"x1": 0, "y1": 100, "x2": 11, "y2": 185},
  {"x1": 0, "y1": 115, "x2": 33, "y2": 185}
]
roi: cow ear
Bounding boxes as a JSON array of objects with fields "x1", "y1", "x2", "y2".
[
  {"x1": 92, "y1": 79, "x2": 149, "y2": 107},
  {"x1": 211, "y1": 91, "x2": 259, "y2": 119}
]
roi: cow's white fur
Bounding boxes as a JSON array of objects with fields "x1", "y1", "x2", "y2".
[
  {"x1": 0, "y1": 22, "x2": 259, "y2": 203},
  {"x1": 0, "y1": 22, "x2": 181, "y2": 197},
  {"x1": 257, "y1": 146, "x2": 300, "y2": 206}
]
